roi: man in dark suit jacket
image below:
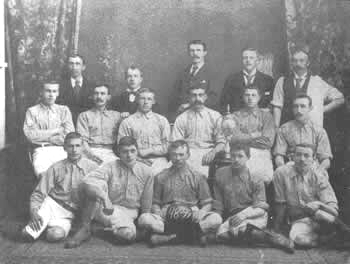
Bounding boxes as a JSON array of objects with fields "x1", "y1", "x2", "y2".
[
  {"x1": 57, "y1": 54, "x2": 95, "y2": 124},
  {"x1": 220, "y1": 47, "x2": 274, "y2": 114},
  {"x1": 112, "y1": 66, "x2": 160, "y2": 117},
  {"x1": 170, "y1": 40, "x2": 215, "y2": 122}
]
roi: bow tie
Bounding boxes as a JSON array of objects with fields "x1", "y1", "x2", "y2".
[{"x1": 128, "y1": 92, "x2": 136, "y2": 102}]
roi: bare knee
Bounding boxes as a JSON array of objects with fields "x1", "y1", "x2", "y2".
[
  {"x1": 113, "y1": 227, "x2": 136, "y2": 242},
  {"x1": 291, "y1": 233, "x2": 318, "y2": 247},
  {"x1": 206, "y1": 213, "x2": 223, "y2": 227},
  {"x1": 137, "y1": 213, "x2": 152, "y2": 228},
  {"x1": 46, "y1": 227, "x2": 66, "y2": 242},
  {"x1": 138, "y1": 213, "x2": 164, "y2": 233},
  {"x1": 200, "y1": 213, "x2": 222, "y2": 233}
]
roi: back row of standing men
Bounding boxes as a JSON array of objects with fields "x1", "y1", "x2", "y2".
[{"x1": 20, "y1": 40, "x2": 345, "y2": 251}]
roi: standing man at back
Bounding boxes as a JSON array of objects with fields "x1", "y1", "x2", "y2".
[
  {"x1": 112, "y1": 65, "x2": 160, "y2": 117},
  {"x1": 271, "y1": 46, "x2": 344, "y2": 127},
  {"x1": 170, "y1": 40, "x2": 214, "y2": 121},
  {"x1": 113, "y1": 66, "x2": 143, "y2": 118},
  {"x1": 57, "y1": 54, "x2": 95, "y2": 124},
  {"x1": 220, "y1": 47, "x2": 274, "y2": 113}
]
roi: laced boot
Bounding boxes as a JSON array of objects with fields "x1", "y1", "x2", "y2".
[
  {"x1": 64, "y1": 223, "x2": 91, "y2": 248},
  {"x1": 149, "y1": 233, "x2": 177, "y2": 247},
  {"x1": 194, "y1": 224, "x2": 207, "y2": 247},
  {"x1": 64, "y1": 198, "x2": 100, "y2": 249},
  {"x1": 19, "y1": 227, "x2": 35, "y2": 243},
  {"x1": 245, "y1": 223, "x2": 294, "y2": 254}
]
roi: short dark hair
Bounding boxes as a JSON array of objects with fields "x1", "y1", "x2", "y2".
[
  {"x1": 113, "y1": 136, "x2": 138, "y2": 156},
  {"x1": 244, "y1": 84, "x2": 262, "y2": 97},
  {"x1": 188, "y1": 40, "x2": 207, "y2": 51},
  {"x1": 290, "y1": 45, "x2": 310, "y2": 58},
  {"x1": 94, "y1": 84, "x2": 111, "y2": 94},
  {"x1": 41, "y1": 80, "x2": 60, "y2": 91},
  {"x1": 136, "y1": 87, "x2": 156, "y2": 99},
  {"x1": 229, "y1": 142, "x2": 250, "y2": 158},
  {"x1": 241, "y1": 46, "x2": 259, "y2": 55},
  {"x1": 188, "y1": 82, "x2": 208, "y2": 93},
  {"x1": 64, "y1": 132, "x2": 82, "y2": 145},
  {"x1": 124, "y1": 65, "x2": 143, "y2": 79},
  {"x1": 293, "y1": 94, "x2": 312, "y2": 107},
  {"x1": 168, "y1": 140, "x2": 190, "y2": 154},
  {"x1": 295, "y1": 143, "x2": 316, "y2": 155},
  {"x1": 68, "y1": 53, "x2": 86, "y2": 65}
]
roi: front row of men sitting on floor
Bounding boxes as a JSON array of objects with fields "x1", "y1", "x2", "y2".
[
  {"x1": 19, "y1": 76, "x2": 342, "y2": 252},
  {"x1": 22, "y1": 132, "x2": 339, "y2": 253}
]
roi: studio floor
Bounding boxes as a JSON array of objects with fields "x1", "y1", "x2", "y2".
[{"x1": 0, "y1": 217, "x2": 349, "y2": 264}]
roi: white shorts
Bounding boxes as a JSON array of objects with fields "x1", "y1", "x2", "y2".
[
  {"x1": 32, "y1": 146, "x2": 67, "y2": 178},
  {"x1": 95, "y1": 204, "x2": 138, "y2": 234},
  {"x1": 25, "y1": 196, "x2": 74, "y2": 240},
  {"x1": 246, "y1": 148, "x2": 273, "y2": 183},
  {"x1": 217, "y1": 211, "x2": 268, "y2": 238},
  {"x1": 188, "y1": 148, "x2": 212, "y2": 177},
  {"x1": 138, "y1": 206, "x2": 222, "y2": 234},
  {"x1": 289, "y1": 217, "x2": 320, "y2": 244}
]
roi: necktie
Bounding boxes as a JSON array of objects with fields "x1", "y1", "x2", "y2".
[
  {"x1": 74, "y1": 80, "x2": 81, "y2": 97},
  {"x1": 191, "y1": 65, "x2": 198, "y2": 77},
  {"x1": 245, "y1": 74, "x2": 255, "y2": 85},
  {"x1": 295, "y1": 78, "x2": 303, "y2": 90}
]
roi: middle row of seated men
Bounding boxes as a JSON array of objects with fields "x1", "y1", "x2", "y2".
[{"x1": 23, "y1": 78, "x2": 332, "y2": 184}]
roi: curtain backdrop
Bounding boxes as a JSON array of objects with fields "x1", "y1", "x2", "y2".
[
  {"x1": 284, "y1": 0, "x2": 344, "y2": 75},
  {"x1": 6, "y1": 0, "x2": 76, "y2": 143},
  {"x1": 5, "y1": 0, "x2": 77, "y2": 216},
  {"x1": 284, "y1": 0, "x2": 350, "y2": 187}
]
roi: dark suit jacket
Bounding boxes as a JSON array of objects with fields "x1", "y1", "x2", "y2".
[
  {"x1": 220, "y1": 70, "x2": 274, "y2": 113},
  {"x1": 113, "y1": 90, "x2": 138, "y2": 114},
  {"x1": 111, "y1": 90, "x2": 161, "y2": 115},
  {"x1": 57, "y1": 76, "x2": 95, "y2": 124},
  {"x1": 169, "y1": 63, "x2": 216, "y2": 121}
]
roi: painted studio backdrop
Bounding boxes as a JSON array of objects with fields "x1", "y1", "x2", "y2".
[{"x1": 79, "y1": 0, "x2": 286, "y2": 115}]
